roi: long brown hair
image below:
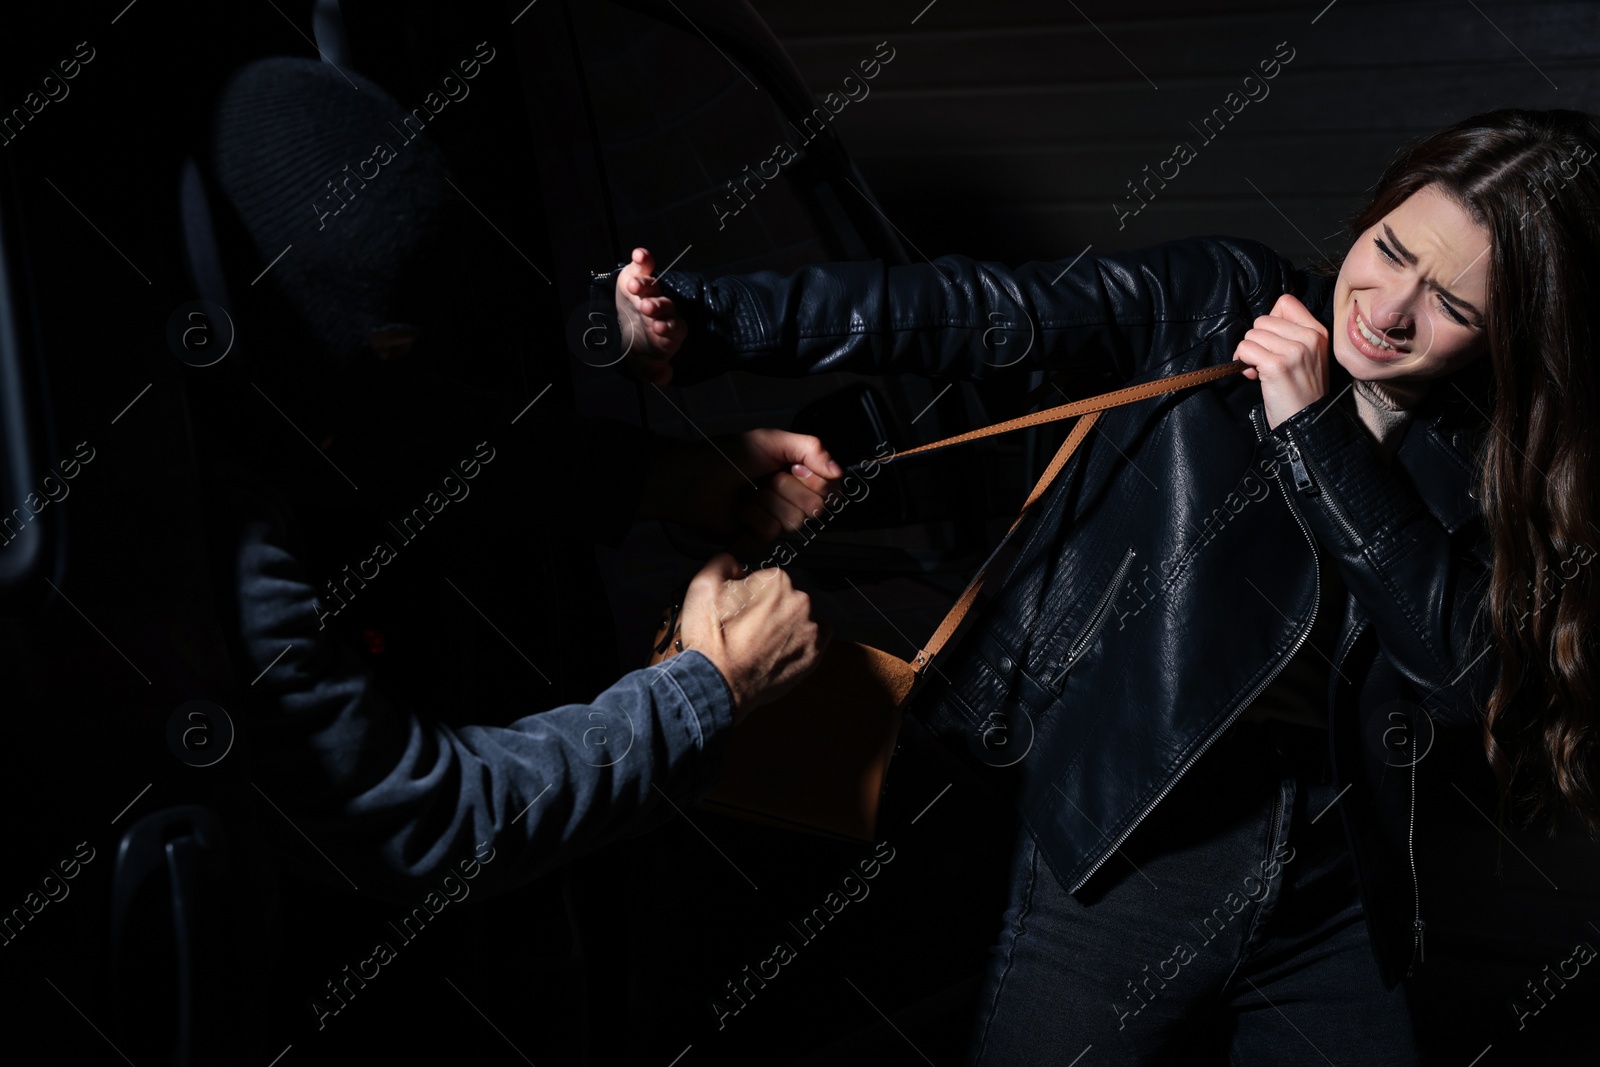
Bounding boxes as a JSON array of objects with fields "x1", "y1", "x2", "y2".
[{"x1": 1315, "y1": 109, "x2": 1600, "y2": 834}]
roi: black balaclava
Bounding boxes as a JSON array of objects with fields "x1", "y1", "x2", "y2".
[{"x1": 209, "y1": 55, "x2": 462, "y2": 373}]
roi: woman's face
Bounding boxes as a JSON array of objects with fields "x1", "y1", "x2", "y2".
[{"x1": 1332, "y1": 183, "x2": 1491, "y2": 383}]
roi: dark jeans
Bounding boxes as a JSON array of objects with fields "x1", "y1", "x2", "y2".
[{"x1": 969, "y1": 718, "x2": 1417, "y2": 1065}]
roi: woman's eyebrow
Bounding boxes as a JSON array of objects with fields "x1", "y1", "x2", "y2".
[{"x1": 1383, "y1": 222, "x2": 1485, "y2": 318}]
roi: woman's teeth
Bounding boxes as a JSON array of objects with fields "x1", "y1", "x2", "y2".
[{"x1": 1356, "y1": 313, "x2": 1395, "y2": 350}]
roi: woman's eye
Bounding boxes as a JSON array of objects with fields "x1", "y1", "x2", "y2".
[
  {"x1": 1437, "y1": 296, "x2": 1471, "y2": 327},
  {"x1": 1374, "y1": 236, "x2": 1475, "y2": 327}
]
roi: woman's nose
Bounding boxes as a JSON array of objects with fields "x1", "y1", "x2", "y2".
[{"x1": 1370, "y1": 297, "x2": 1412, "y2": 337}]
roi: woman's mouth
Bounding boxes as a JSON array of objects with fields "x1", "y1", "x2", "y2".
[{"x1": 1348, "y1": 301, "x2": 1405, "y2": 362}]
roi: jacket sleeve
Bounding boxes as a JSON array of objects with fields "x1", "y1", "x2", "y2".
[
  {"x1": 1265, "y1": 391, "x2": 1496, "y2": 726},
  {"x1": 215, "y1": 459, "x2": 736, "y2": 902},
  {"x1": 594, "y1": 236, "x2": 1294, "y2": 387}
]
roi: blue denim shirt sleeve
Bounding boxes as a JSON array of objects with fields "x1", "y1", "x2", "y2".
[{"x1": 219, "y1": 458, "x2": 736, "y2": 902}]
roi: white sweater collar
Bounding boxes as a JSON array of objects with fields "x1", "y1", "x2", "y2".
[{"x1": 1349, "y1": 375, "x2": 1432, "y2": 457}]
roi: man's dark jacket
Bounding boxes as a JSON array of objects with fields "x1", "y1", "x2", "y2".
[{"x1": 611, "y1": 235, "x2": 1500, "y2": 987}]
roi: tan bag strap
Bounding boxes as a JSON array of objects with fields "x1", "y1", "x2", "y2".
[{"x1": 882, "y1": 361, "x2": 1245, "y2": 674}]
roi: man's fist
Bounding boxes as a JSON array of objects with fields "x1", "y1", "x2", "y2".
[{"x1": 679, "y1": 553, "x2": 830, "y2": 719}]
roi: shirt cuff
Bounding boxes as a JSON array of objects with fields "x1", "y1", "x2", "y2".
[{"x1": 650, "y1": 649, "x2": 738, "y2": 792}]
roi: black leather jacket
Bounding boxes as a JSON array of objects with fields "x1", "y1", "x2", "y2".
[{"x1": 596, "y1": 235, "x2": 1499, "y2": 987}]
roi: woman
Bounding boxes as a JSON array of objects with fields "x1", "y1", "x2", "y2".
[{"x1": 605, "y1": 108, "x2": 1600, "y2": 1063}]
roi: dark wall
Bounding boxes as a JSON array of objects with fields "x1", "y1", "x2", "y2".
[{"x1": 751, "y1": 0, "x2": 1599, "y2": 266}]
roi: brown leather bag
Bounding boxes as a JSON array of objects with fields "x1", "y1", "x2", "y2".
[{"x1": 648, "y1": 362, "x2": 1244, "y2": 841}]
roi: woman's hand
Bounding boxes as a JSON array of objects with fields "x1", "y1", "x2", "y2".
[
  {"x1": 615, "y1": 247, "x2": 684, "y2": 385},
  {"x1": 639, "y1": 429, "x2": 844, "y2": 547},
  {"x1": 1232, "y1": 293, "x2": 1330, "y2": 429}
]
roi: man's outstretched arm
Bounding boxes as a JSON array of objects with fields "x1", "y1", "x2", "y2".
[{"x1": 213, "y1": 456, "x2": 821, "y2": 902}]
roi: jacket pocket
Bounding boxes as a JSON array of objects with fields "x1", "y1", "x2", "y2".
[{"x1": 1051, "y1": 544, "x2": 1137, "y2": 687}]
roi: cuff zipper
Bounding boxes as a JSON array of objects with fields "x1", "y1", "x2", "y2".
[{"x1": 1281, "y1": 430, "x2": 1363, "y2": 547}]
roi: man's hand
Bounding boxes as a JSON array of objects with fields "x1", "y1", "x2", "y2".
[
  {"x1": 679, "y1": 553, "x2": 830, "y2": 718},
  {"x1": 640, "y1": 429, "x2": 844, "y2": 547},
  {"x1": 616, "y1": 247, "x2": 683, "y2": 385},
  {"x1": 1232, "y1": 293, "x2": 1330, "y2": 430}
]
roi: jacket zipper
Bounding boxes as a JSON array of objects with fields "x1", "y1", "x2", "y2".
[
  {"x1": 1068, "y1": 408, "x2": 1321, "y2": 892},
  {"x1": 1266, "y1": 767, "x2": 1287, "y2": 877},
  {"x1": 1055, "y1": 545, "x2": 1138, "y2": 684},
  {"x1": 1282, "y1": 430, "x2": 1363, "y2": 547}
]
